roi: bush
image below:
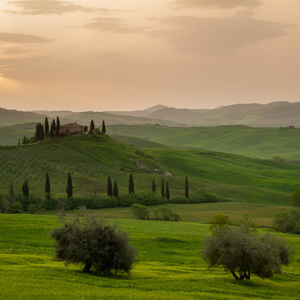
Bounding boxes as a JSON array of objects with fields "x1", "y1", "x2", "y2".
[
  {"x1": 202, "y1": 222, "x2": 292, "y2": 280},
  {"x1": 189, "y1": 188, "x2": 221, "y2": 203},
  {"x1": 0, "y1": 195, "x2": 9, "y2": 213},
  {"x1": 153, "y1": 207, "x2": 181, "y2": 222},
  {"x1": 273, "y1": 208, "x2": 300, "y2": 234},
  {"x1": 28, "y1": 203, "x2": 41, "y2": 214},
  {"x1": 291, "y1": 189, "x2": 300, "y2": 207},
  {"x1": 168, "y1": 195, "x2": 189, "y2": 204},
  {"x1": 118, "y1": 192, "x2": 166, "y2": 207},
  {"x1": 51, "y1": 216, "x2": 137, "y2": 275},
  {"x1": 208, "y1": 214, "x2": 232, "y2": 231},
  {"x1": 8, "y1": 202, "x2": 23, "y2": 214},
  {"x1": 131, "y1": 203, "x2": 150, "y2": 220}
]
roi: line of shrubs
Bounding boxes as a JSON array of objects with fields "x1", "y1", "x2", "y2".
[{"x1": 0, "y1": 187, "x2": 222, "y2": 214}]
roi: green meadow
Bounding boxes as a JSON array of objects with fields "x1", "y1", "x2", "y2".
[
  {"x1": 107, "y1": 125, "x2": 300, "y2": 160},
  {"x1": 0, "y1": 214, "x2": 299, "y2": 299}
]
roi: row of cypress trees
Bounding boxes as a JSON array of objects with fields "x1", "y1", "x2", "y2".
[{"x1": 20, "y1": 173, "x2": 190, "y2": 202}]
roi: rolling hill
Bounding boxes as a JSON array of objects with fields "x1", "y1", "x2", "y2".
[
  {"x1": 107, "y1": 125, "x2": 300, "y2": 160},
  {"x1": 0, "y1": 134, "x2": 299, "y2": 205}
]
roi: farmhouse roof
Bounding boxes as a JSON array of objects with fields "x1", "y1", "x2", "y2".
[{"x1": 61, "y1": 122, "x2": 84, "y2": 128}]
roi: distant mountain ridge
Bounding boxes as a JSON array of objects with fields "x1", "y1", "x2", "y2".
[
  {"x1": 108, "y1": 101, "x2": 300, "y2": 127},
  {"x1": 1, "y1": 101, "x2": 300, "y2": 127}
]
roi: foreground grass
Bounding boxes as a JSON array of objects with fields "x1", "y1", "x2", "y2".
[{"x1": 0, "y1": 214, "x2": 299, "y2": 299}]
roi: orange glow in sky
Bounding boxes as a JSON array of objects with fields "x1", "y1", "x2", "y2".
[{"x1": 0, "y1": 0, "x2": 299, "y2": 111}]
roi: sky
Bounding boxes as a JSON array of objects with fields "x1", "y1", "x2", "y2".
[{"x1": 0, "y1": 0, "x2": 299, "y2": 111}]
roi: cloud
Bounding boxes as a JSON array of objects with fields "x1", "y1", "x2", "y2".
[
  {"x1": 151, "y1": 16, "x2": 289, "y2": 55},
  {"x1": 6, "y1": 0, "x2": 108, "y2": 15},
  {"x1": 84, "y1": 17, "x2": 142, "y2": 34},
  {"x1": 0, "y1": 32, "x2": 51, "y2": 44},
  {"x1": 172, "y1": 0, "x2": 262, "y2": 9}
]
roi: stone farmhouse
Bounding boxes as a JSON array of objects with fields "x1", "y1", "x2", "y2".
[{"x1": 60, "y1": 122, "x2": 86, "y2": 135}]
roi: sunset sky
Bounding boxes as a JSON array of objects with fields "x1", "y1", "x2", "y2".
[{"x1": 0, "y1": 0, "x2": 299, "y2": 111}]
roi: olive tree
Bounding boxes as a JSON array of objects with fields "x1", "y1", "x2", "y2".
[
  {"x1": 202, "y1": 222, "x2": 292, "y2": 280},
  {"x1": 51, "y1": 216, "x2": 137, "y2": 274}
]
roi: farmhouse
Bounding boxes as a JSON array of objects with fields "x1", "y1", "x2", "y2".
[{"x1": 60, "y1": 122, "x2": 86, "y2": 134}]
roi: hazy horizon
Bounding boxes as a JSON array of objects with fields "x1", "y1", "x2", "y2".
[{"x1": 1, "y1": 0, "x2": 299, "y2": 111}]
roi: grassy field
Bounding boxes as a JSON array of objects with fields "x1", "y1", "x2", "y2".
[
  {"x1": 0, "y1": 126, "x2": 34, "y2": 146},
  {"x1": 1, "y1": 134, "x2": 300, "y2": 205},
  {"x1": 107, "y1": 125, "x2": 300, "y2": 160},
  {"x1": 42, "y1": 202, "x2": 291, "y2": 227},
  {"x1": 0, "y1": 214, "x2": 299, "y2": 299}
]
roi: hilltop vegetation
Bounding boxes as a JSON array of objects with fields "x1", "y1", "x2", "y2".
[{"x1": 107, "y1": 125, "x2": 300, "y2": 160}]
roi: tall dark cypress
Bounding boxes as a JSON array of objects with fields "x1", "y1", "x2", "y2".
[
  {"x1": 166, "y1": 181, "x2": 170, "y2": 201},
  {"x1": 107, "y1": 176, "x2": 113, "y2": 196},
  {"x1": 56, "y1": 116, "x2": 60, "y2": 137},
  {"x1": 22, "y1": 179, "x2": 29, "y2": 197},
  {"x1": 45, "y1": 117, "x2": 49, "y2": 138},
  {"x1": 50, "y1": 122, "x2": 54, "y2": 138},
  {"x1": 185, "y1": 176, "x2": 189, "y2": 199},
  {"x1": 52, "y1": 119, "x2": 56, "y2": 135},
  {"x1": 66, "y1": 173, "x2": 73, "y2": 198},
  {"x1": 90, "y1": 120, "x2": 95, "y2": 134},
  {"x1": 128, "y1": 174, "x2": 134, "y2": 194},
  {"x1": 152, "y1": 179, "x2": 156, "y2": 193},
  {"x1": 45, "y1": 172, "x2": 51, "y2": 200},
  {"x1": 161, "y1": 178, "x2": 165, "y2": 198},
  {"x1": 113, "y1": 180, "x2": 119, "y2": 197},
  {"x1": 101, "y1": 120, "x2": 106, "y2": 134},
  {"x1": 35, "y1": 123, "x2": 40, "y2": 140}
]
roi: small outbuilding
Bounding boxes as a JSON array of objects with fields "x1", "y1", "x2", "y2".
[{"x1": 60, "y1": 122, "x2": 86, "y2": 134}]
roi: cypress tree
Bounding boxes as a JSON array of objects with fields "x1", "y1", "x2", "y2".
[
  {"x1": 45, "y1": 172, "x2": 51, "y2": 200},
  {"x1": 101, "y1": 120, "x2": 106, "y2": 134},
  {"x1": 66, "y1": 173, "x2": 73, "y2": 198},
  {"x1": 166, "y1": 181, "x2": 170, "y2": 201},
  {"x1": 113, "y1": 180, "x2": 119, "y2": 197},
  {"x1": 22, "y1": 179, "x2": 29, "y2": 197},
  {"x1": 40, "y1": 123, "x2": 45, "y2": 140},
  {"x1": 161, "y1": 178, "x2": 165, "y2": 198},
  {"x1": 56, "y1": 116, "x2": 60, "y2": 137},
  {"x1": 152, "y1": 179, "x2": 156, "y2": 193},
  {"x1": 50, "y1": 123, "x2": 54, "y2": 138},
  {"x1": 45, "y1": 117, "x2": 49, "y2": 138},
  {"x1": 90, "y1": 120, "x2": 95, "y2": 134},
  {"x1": 128, "y1": 174, "x2": 134, "y2": 194},
  {"x1": 107, "y1": 176, "x2": 113, "y2": 196},
  {"x1": 35, "y1": 123, "x2": 40, "y2": 140},
  {"x1": 185, "y1": 176, "x2": 189, "y2": 199}
]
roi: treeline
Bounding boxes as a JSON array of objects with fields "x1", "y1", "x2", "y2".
[
  {"x1": 19, "y1": 117, "x2": 106, "y2": 145},
  {"x1": 0, "y1": 174, "x2": 222, "y2": 214}
]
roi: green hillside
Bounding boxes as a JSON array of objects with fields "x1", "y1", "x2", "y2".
[
  {"x1": 0, "y1": 126, "x2": 34, "y2": 146},
  {"x1": 1, "y1": 134, "x2": 300, "y2": 205},
  {"x1": 107, "y1": 125, "x2": 300, "y2": 160},
  {"x1": 0, "y1": 214, "x2": 299, "y2": 299},
  {"x1": 111, "y1": 134, "x2": 168, "y2": 149},
  {"x1": 0, "y1": 134, "x2": 165, "y2": 198}
]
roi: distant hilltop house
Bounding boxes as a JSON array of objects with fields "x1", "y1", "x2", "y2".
[{"x1": 60, "y1": 122, "x2": 86, "y2": 135}]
